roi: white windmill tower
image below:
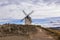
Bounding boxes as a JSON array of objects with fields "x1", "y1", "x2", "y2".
[{"x1": 21, "y1": 10, "x2": 33, "y2": 25}]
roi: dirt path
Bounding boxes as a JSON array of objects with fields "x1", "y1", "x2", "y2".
[
  {"x1": 0, "y1": 27, "x2": 55, "y2": 40},
  {"x1": 28, "y1": 27, "x2": 55, "y2": 40}
]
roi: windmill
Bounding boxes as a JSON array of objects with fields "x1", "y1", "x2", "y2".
[{"x1": 21, "y1": 10, "x2": 33, "y2": 25}]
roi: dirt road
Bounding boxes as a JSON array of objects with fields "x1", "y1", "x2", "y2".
[{"x1": 0, "y1": 27, "x2": 55, "y2": 40}]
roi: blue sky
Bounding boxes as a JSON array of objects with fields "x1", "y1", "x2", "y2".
[{"x1": 0, "y1": 0, "x2": 60, "y2": 27}]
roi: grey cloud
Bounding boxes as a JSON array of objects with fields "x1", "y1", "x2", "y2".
[
  {"x1": 0, "y1": 0, "x2": 60, "y2": 7},
  {"x1": 7, "y1": 0, "x2": 21, "y2": 4},
  {"x1": 55, "y1": 0, "x2": 60, "y2": 5},
  {"x1": 0, "y1": 0, "x2": 21, "y2": 6},
  {"x1": 43, "y1": 0, "x2": 60, "y2": 5}
]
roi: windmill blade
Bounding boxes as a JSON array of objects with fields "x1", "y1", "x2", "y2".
[
  {"x1": 20, "y1": 16, "x2": 26, "y2": 22},
  {"x1": 21, "y1": 11, "x2": 33, "y2": 22},
  {"x1": 20, "y1": 18, "x2": 25, "y2": 22},
  {"x1": 23, "y1": 10, "x2": 27, "y2": 15},
  {"x1": 21, "y1": 11, "x2": 34, "y2": 20},
  {"x1": 28, "y1": 11, "x2": 34, "y2": 16},
  {"x1": 20, "y1": 19, "x2": 23, "y2": 22}
]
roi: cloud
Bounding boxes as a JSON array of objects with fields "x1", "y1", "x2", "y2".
[
  {"x1": 0, "y1": 0, "x2": 60, "y2": 19},
  {"x1": 0, "y1": 0, "x2": 60, "y2": 27}
]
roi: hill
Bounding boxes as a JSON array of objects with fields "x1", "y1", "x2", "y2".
[{"x1": 0, "y1": 24, "x2": 56, "y2": 40}]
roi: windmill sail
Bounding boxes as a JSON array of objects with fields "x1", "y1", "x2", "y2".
[{"x1": 21, "y1": 10, "x2": 33, "y2": 25}]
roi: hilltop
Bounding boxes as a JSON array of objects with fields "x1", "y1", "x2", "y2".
[{"x1": 0, "y1": 24, "x2": 56, "y2": 40}]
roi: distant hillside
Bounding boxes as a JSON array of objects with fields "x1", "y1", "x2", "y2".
[
  {"x1": 49, "y1": 27, "x2": 60, "y2": 30},
  {"x1": 0, "y1": 17, "x2": 60, "y2": 28}
]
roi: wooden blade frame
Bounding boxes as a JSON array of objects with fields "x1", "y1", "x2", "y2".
[{"x1": 20, "y1": 10, "x2": 33, "y2": 22}]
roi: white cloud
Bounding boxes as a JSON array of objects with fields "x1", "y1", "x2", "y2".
[
  {"x1": 0, "y1": 0, "x2": 60, "y2": 20},
  {"x1": 0, "y1": 0, "x2": 60, "y2": 27}
]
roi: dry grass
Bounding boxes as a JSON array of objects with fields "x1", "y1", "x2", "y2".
[
  {"x1": 38, "y1": 27, "x2": 60, "y2": 40},
  {"x1": 0, "y1": 24, "x2": 57, "y2": 40},
  {"x1": 46, "y1": 29, "x2": 60, "y2": 40},
  {"x1": 0, "y1": 24, "x2": 38, "y2": 37}
]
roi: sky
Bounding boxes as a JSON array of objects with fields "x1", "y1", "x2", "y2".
[
  {"x1": 0, "y1": 0, "x2": 60, "y2": 19},
  {"x1": 0, "y1": 0, "x2": 60, "y2": 27}
]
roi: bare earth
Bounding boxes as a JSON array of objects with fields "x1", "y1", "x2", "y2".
[{"x1": 0, "y1": 27, "x2": 55, "y2": 40}]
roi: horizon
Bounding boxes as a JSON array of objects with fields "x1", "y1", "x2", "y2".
[
  {"x1": 0, "y1": 0, "x2": 60, "y2": 27},
  {"x1": 0, "y1": 17, "x2": 60, "y2": 28}
]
